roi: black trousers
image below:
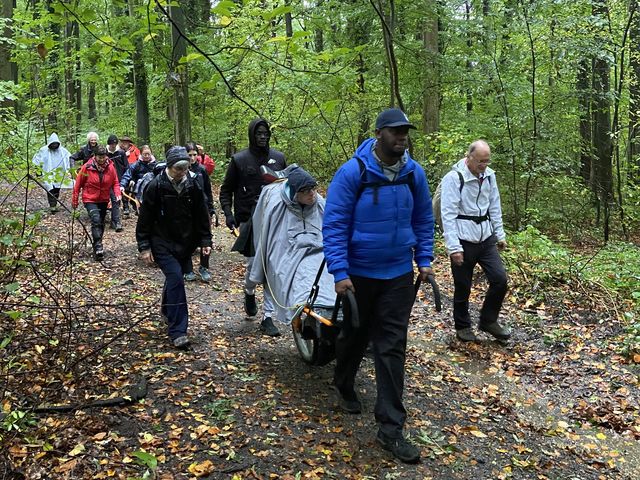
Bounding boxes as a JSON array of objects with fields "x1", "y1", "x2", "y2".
[
  {"x1": 451, "y1": 235, "x2": 508, "y2": 330},
  {"x1": 47, "y1": 187, "x2": 60, "y2": 208},
  {"x1": 334, "y1": 271, "x2": 414, "y2": 439},
  {"x1": 84, "y1": 202, "x2": 108, "y2": 249}
]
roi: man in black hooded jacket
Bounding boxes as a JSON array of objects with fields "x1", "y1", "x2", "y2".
[{"x1": 219, "y1": 118, "x2": 286, "y2": 336}]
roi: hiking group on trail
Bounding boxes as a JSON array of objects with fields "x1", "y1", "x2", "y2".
[{"x1": 32, "y1": 109, "x2": 511, "y2": 464}]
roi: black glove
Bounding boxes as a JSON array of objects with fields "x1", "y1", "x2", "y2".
[{"x1": 225, "y1": 214, "x2": 236, "y2": 230}]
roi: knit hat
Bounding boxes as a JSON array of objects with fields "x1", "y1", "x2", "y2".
[
  {"x1": 165, "y1": 146, "x2": 190, "y2": 168},
  {"x1": 95, "y1": 146, "x2": 107, "y2": 156},
  {"x1": 287, "y1": 166, "x2": 317, "y2": 200},
  {"x1": 107, "y1": 134, "x2": 118, "y2": 145}
]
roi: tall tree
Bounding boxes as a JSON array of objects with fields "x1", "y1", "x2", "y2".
[
  {"x1": 169, "y1": 1, "x2": 191, "y2": 145},
  {"x1": 592, "y1": 0, "x2": 613, "y2": 240},
  {"x1": 0, "y1": 0, "x2": 17, "y2": 110},
  {"x1": 129, "y1": 0, "x2": 150, "y2": 145},
  {"x1": 421, "y1": 6, "x2": 439, "y2": 137},
  {"x1": 577, "y1": 58, "x2": 592, "y2": 184},
  {"x1": 629, "y1": 0, "x2": 640, "y2": 182}
]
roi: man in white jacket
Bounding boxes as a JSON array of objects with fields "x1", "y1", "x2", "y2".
[
  {"x1": 441, "y1": 140, "x2": 510, "y2": 342},
  {"x1": 32, "y1": 133, "x2": 73, "y2": 213}
]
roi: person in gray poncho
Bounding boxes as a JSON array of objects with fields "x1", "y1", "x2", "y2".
[
  {"x1": 249, "y1": 166, "x2": 335, "y2": 336},
  {"x1": 32, "y1": 133, "x2": 73, "y2": 213}
]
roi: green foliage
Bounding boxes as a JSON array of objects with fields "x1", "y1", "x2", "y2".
[
  {"x1": 505, "y1": 226, "x2": 639, "y2": 305},
  {"x1": 1, "y1": 409, "x2": 37, "y2": 436},
  {"x1": 130, "y1": 450, "x2": 158, "y2": 471},
  {"x1": 502, "y1": 226, "x2": 574, "y2": 285},
  {"x1": 204, "y1": 399, "x2": 234, "y2": 423}
]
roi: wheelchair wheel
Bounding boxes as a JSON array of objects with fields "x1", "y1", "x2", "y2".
[{"x1": 292, "y1": 325, "x2": 336, "y2": 366}]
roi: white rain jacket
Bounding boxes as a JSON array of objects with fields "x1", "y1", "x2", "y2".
[
  {"x1": 441, "y1": 158, "x2": 506, "y2": 255},
  {"x1": 31, "y1": 133, "x2": 73, "y2": 191}
]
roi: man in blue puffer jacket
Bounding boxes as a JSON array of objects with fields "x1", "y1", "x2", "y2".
[{"x1": 323, "y1": 108, "x2": 435, "y2": 464}]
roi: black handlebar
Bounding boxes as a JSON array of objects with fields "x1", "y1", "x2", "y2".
[{"x1": 414, "y1": 274, "x2": 442, "y2": 312}]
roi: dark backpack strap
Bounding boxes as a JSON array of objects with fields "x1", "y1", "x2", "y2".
[
  {"x1": 355, "y1": 157, "x2": 416, "y2": 205},
  {"x1": 454, "y1": 173, "x2": 492, "y2": 224}
]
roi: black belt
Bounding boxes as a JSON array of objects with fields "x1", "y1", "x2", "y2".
[{"x1": 456, "y1": 213, "x2": 489, "y2": 224}]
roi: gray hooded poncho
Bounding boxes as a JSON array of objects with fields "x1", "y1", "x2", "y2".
[
  {"x1": 249, "y1": 167, "x2": 335, "y2": 324},
  {"x1": 31, "y1": 133, "x2": 73, "y2": 190}
]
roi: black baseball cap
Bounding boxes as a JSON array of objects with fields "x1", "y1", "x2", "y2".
[{"x1": 375, "y1": 108, "x2": 416, "y2": 130}]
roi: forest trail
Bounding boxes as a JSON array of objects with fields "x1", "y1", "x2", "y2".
[{"x1": 2, "y1": 188, "x2": 640, "y2": 480}]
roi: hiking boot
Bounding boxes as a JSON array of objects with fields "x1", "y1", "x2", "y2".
[
  {"x1": 122, "y1": 208, "x2": 130, "y2": 218},
  {"x1": 260, "y1": 317, "x2": 281, "y2": 337},
  {"x1": 332, "y1": 385, "x2": 361, "y2": 414},
  {"x1": 198, "y1": 266, "x2": 212, "y2": 283},
  {"x1": 172, "y1": 335, "x2": 191, "y2": 349},
  {"x1": 49, "y1": 206, "x2": 59, "y2": 214},
  {"x1": 244, "y1": 293, "x2": 258, "y2": 316},
  {"x1": 184, "y1": 272, "x2": 197, "y2": 282},
  {"x1": 115, "y1": 223, "x2": 123, "y2": 232},
  {"x1": 479, "y1": 321, "x2": 511, "y2": 340},
  {"x1": 376, "y1": 431, "x2": 420, "y2": 464},
  {"x1": 456, "y1": 327, "x2": 477, "y2": 342},
  {"x1": 94, "y1": 246, "x2": 104, "y2": 261}
]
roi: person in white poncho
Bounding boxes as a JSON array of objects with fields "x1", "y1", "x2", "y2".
[
  {"x1": 249, "y1": 166, "x2": 335, "y2": 337},
  {"x1": 31, "y1": 133, "x2": 73, "y2": 213}
]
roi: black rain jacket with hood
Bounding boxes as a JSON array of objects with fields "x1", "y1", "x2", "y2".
[{"x1": 219, "y1": 118, "x2": 287, "y2": 224}]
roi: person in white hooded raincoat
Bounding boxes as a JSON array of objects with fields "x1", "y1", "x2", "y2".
[{"x1": 31, "y1": 133, "x2": 73, "y2": 212}]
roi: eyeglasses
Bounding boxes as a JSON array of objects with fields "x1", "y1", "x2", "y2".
[{"x1": 470, "y1": 154, "x2": 491, "y2": 165}]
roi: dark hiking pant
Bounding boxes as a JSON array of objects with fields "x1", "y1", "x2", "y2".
[
  {"x1": 451, "y1": 234, "x2": 508, "y2": 330},
  {"x1": 109, "y1": 190, "x2": 121, "y2": 228},
  {"x1": 84, "y1": 202, "x2": 108, "y2": 250},
  {"x1": 186, "y1": 248, "x2": 210, "y2": 273},
  {"x1": 47, "y1": 187, "x2": 60, "y2": 208},
  {"x1": 334, "y1": 271, "x2": 414, "y2": 439},
  {"x1": 153, "y1": 246, "x2": 191, "y2": 340}
]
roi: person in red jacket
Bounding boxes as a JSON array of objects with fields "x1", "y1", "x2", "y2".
[
  {"x1": 196, "y1": 144, "x2": 215, "y2": 175},
  {"x1": 120, "y1": 136, "x2": 141, "y2": 165},
  {"x1": 72, "y1": 146, "x2": 121, "y2": 260}
]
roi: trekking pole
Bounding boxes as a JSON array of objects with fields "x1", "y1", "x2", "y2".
[{"x1": 121, "y1": 191, "x2": 141, "y2": 210}]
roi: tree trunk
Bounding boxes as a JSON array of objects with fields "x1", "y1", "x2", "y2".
[
  {"x1": 465, "y1": 0, "x2": 473, "y2": 113},
  {"x1": 629, "y1": 0, "x2": 640, "y2": 183},
  {"x1": 88, "y1": 83, "x2": 96, "y2": 121},
  {"x1": 45, "y1": 0, "x2": 60, "y2": 127},
  {"x1": 64, "y1": 18, "x2": 80, "y2": 132},
  {"x1": 0, "y1": 0, "x2": 17, "y2": 111},
  {"x1": 577, "y1": 58, "x2": 592, "y2": 184},
  {"x1": 421, "y1": 8, "x2": 439, "y2": 137},
  {"x1": 170, "y1": 1, "x2": 191, "y2": 145},
  {"x1": 129, "y1": 0, "x2": 150, "y2": 145},
  {"x1": 592, "y1": 0, "x2": 613, "y2": 241},
  {"x1": 314, "y1": 0, "x2": 324, "y2": 53}
]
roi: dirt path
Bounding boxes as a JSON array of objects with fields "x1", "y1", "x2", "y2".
[{"x1": 2, "y1": 187, "x2": 639, "y2": 479}]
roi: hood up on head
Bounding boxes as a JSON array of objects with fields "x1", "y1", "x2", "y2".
[
  {"x1": 286, "y1": 166, "x2": 317, "y2": 201},
  {"x1": 248, "y1": 118, "x2": 270, "y2": 155},
  {"x1": 47, "y1": 133, "x2": 61, "y2": 148}
]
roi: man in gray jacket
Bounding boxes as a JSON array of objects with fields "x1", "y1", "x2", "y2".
[{"x1": 440, "y1": 140, "x2": 510, "y2": 342}]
